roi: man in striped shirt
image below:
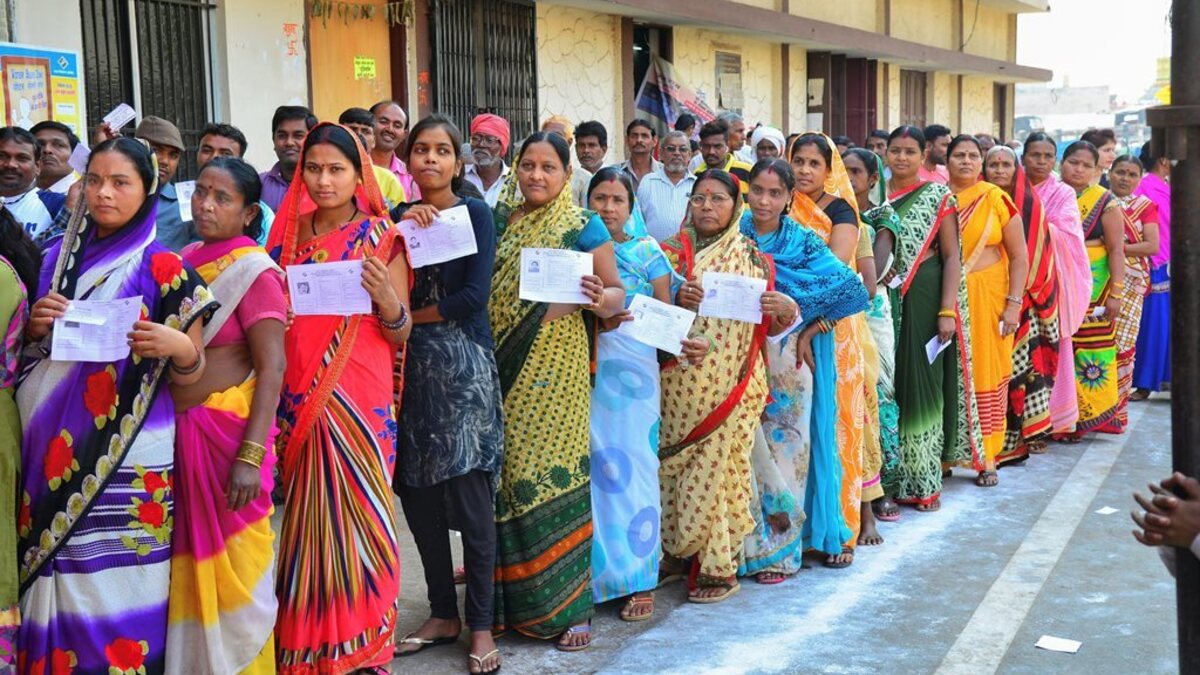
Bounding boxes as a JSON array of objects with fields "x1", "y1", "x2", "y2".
[{"x1": 636, "y1": 131, "x2": 695, "y2": 242}]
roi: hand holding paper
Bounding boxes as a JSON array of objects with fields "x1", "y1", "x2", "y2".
[
  {"x1": 287, "y1": 260, "x2": 373, "y2": 316},
  {"x1": 518, "y1": 248, "x2": 593, "y2": 304},
  {"x1": 51, "y1": 297, "x2": 143, "y2": 362},
  {"x1": 698, "y1": 272, "x2": 766, "y2": 324},
  {"x1": 399, "y1": 205, "x2": 478, "y2": 268},
  {"x1": 616, "y1": 294, "x2": 697, "y2": 355}
]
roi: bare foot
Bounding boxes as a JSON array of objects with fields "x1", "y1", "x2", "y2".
[
  {"x1": 468, "y1": 630, "x2": 500, "y2": 673},
  {"x1": 395, "y1": 616, "x2": 460, "y2": 656},
  {"x1": 857, "y1": 502, "x2": 884, "y2": 546}
]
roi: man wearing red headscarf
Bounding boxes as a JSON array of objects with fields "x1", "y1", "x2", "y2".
[{"x1": 465, "y1": 112, "x2": 512, "y2": 207}]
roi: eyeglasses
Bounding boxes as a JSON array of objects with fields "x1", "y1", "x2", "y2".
[
  {"x1": 662, "y1": 145, "x2": 690, "y2": 154},
  {"x1": 470, "y1": 134, "x2": 501, "y2": 148},
  {"x1": 689, "y1": 193, "x2": 733, "y2": 207}
]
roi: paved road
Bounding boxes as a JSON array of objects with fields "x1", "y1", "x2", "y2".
[{"x1": 280, "y1": 395, "x2": 1180, "y2": 674}]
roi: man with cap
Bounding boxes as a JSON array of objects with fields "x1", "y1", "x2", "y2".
[
  {"x1": 542, "y1": 114, "x2": 591, "y2": 207},
  {"x1": 464, "y1": 113, "x2": 511, "y2": 208},
  {"x1": 135, "y1": 115, "x2": 197, "y2": 252}
]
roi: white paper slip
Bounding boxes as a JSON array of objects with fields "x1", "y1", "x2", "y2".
[
  {"x1": 103, "y1": 103, "x2": 137, "y2": 131},
  {"x1": 1094, "y1": 506, "x2": 1119, "y2": 515},
  {"x1": 698, "y1": 272, "x2": 766, "y2": 324},
  {"x1": 67, "y1": 143, "x2": 90, "y2": 175},
  {"x1": 885, "y1": 271, "x2": 907, "y2": 289},
  {"x1": 518, "y1": 248, "x2": 593, "y2": 304},
  {"x1": 617, "y1": 294, "x2": 696, "y2": 355},
  {"x1": 398, "y1": 205, "x2": 478, "y2": 268},
  {"x1": 1090, "y1": 306, "x2": 1106, "y2": 318},
  {"x1": 1035, "y1": 635, "x2": 1081, "y2": 654},
  {"x1": 925, "y1": 335, "x2": 952, "y2": 364},
  {"x1": 287, "y1": 260, "x2": 372, "y2": 316},
  {"x1": 175, "y1": 180, "x2": 197, "y2": 222},
  {"x1": 51, "y1": 297, "x2": 143, "y2": 363}
]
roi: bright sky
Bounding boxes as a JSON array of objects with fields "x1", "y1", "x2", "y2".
[{"x1": 1017, "y1": 0, "x2": 1172, "y2": 101}]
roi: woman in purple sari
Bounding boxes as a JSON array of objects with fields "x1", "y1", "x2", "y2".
[{"x1": 16, "y1": 137, "x2": 216, "y2": 674}]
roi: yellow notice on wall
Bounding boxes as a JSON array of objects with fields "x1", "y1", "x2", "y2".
[{"x1": 353, "y1": 56, "x2": 377, "y2": 80}]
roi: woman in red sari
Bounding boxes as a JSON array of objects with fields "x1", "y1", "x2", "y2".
[{"x1": 266, "y1": 123, "x2": 412, "y2": 674}]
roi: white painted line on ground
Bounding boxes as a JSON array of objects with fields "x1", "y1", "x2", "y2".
[{"x1": 933, "y1": 403, "x2": 1149, "y2": 675}]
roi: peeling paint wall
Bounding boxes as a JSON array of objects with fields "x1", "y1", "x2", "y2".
[
  {"x1": 535, "y1": 5, "x2": 622, "y2": 166},
  {"x1": 960, "y1": 75, "x2": 995, "y2": 137},
  {"x1": 220, "y1": 0, "x2": 308, "y2": 170},
  {"x1": 672, "y1": 27, "x2": 780, "y2": 128},
  {"x1": 788, "y1": 46, "x2": 808, "y2": 134},
  {"x1": 930, "y1": 71, "x2": 956, "y2": 130}
]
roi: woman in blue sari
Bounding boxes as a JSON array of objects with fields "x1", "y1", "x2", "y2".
[
  {"x1": 737, "y1": 159, "x2": 869, "y2": 581},
  {"x1": 586, "y1": 167, "x2": 704, "y2": 622}
]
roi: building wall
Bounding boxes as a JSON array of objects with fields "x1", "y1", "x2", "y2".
[
  {"x1": 786, "y1": 0, "x2": 878, "y2": 33},
  {"x1": 535, "y1": 5, "x2": 622, "y2": 166},
  {"x1": 890, "y1": 0, "x2": 956, "y2": 50},
  {"x1": 787, "y1": 46, "x2": 808, "y2": 134},
  {"x1": 11, "y1": 0, "x2": 86, "y2": 127},
  {"x1": 307, "y1": 0, "x2": 393, "y2": 123},
  {"x1": 962, "y1": 4, "x2": 1010, "y2": 62},
  {"x1": 960, "y1": 75, "x2": 995, "y2": 136},
  {"x1": 929, "y1": 71, "x2": 955, "y2": 129},
  {"x1": 217, "y1": 0, "x2": 308, "y2": 170},
  {"x1": 672, "y1": 27, "x2": 780, "y2": 130}
]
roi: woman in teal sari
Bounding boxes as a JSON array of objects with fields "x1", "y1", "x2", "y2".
[{"x1": 737, "y1": 159, "x2": 869, "y2": 580}]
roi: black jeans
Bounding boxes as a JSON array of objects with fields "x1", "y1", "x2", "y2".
[{"x1": 396, "y1": 470, "x2": 496, "y2": 631}]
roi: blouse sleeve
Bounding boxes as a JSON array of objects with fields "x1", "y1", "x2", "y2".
[
  {"x1": 854, "y1": 225, "x2": 873, "y2": 260},
  {"x1": 437, "y1": 198, "x2": 496, "y2": 321},
  {"x1": 234, "y1": 269, "x2": 288, "y2": 329},
  {"x1": 824, "y1": 198, "x2": 859, "y2": 227},
  {"x1": 576, "y1": 213, "x2": 613, "y2": 252},
  {"x1": 1142, "y1": 202, "x2": 1160, "y2": 226}
]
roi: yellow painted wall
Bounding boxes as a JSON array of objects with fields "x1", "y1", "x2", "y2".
[
  {"x1": 672, "y1": 27, "x2": 780, "y2": 128},
  {"x1": 536, "y1": 5, "x2": 622, "y2": 165},
  {"x1": 890, "y1": 0, "x2": 956, "y2": 50},
  {"x1": 218, "y1": 0, "x2": 309, "y2": 170},
  {"x1": 960, "y1": 75, "x2": 995, "y2": 136},
  {"x1": 929, "y1": 71, "x2": 955, "y2": 129},
  {"x1": 962, "y1": 5, "x2": 1010, "y2": 61},
  {"x1": 786, "y1": 0, "x2": 878, "y2": 32},
  {"x1": 787, "y1": 46, "x2": 808, "y2": 134}
]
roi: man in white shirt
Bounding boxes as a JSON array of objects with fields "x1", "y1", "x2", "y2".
[
  {"x1": 464, "y1": 113, "x2": 511, "y2": 207},
  {"x1": 619, "y1": 119, "x2": 661, "y2": 189},
  {"x1": 32, "y1": 120, "x2": 81, "y2": 194},
  {"x1": 0, "y1": 126, "x2": 65, "y2": 241},
  {"x1": 636, "y1": 131, "x2": 695, "y2": 242}
]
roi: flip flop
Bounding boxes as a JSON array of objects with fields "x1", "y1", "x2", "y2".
[
  {"x1": 468, "y1": 649, "x2": 501, "y2": 674},
  {"x1": 755, "y1": 572, "x2": 787, "y2": 585},
  {"x1": 395, "y1": 633, "x2": 458, "y2": 657},
  {"x1": 688, "y1": 579, "x2": 740, "y2": 604},
  {"x1": 823, "y1": 546, "x2": 854, "y2": 569},
  {"x1": 976, "y1": 471, "x2": 999, "y2": 488},
  {"x1": 872, "y1": 501, "x2": 902, "y2": 522},
  {"x1": 555, "y1": 622, "x2": 592, "y2": 652},
  {"x1": 619, "y1": 594, "x2": 655, "y2": 622}
]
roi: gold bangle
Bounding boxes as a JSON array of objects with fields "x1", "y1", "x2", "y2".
[
  {"x1": 938, "y1": 309, "x2": 956, "y2": 318},
  {"x1": 237, "y1": 440, "x2": 268, "y2": 468}
]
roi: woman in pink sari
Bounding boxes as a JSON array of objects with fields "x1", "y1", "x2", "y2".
[
  {"x1": 1024, "y1": 133, "x2": 1092, "y2": 435},
  {"x1": 168, "y1": 157, "x2": 286, "y2": 674}
]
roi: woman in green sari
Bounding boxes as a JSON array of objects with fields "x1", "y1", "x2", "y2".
[
  {"x1": 489, "y1": 132, "x2": 626, "y2": 652},
  {"x1": 878, "y1": 126, "x2": 982, "y2": 511}
]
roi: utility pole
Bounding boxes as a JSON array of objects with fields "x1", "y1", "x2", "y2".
[{"x1": 1146, "y1": 1, "x2": 1199, "y2": 672}]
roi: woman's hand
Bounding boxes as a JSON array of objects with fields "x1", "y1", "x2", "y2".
[
  {"x1": 580, "y1": 274, "x2": 604, "y2": 310},
  {"x1": 362, "y1": 256, "x2": 400, "y2": 311},
  {"x1": 937, "y1": 316, "x2": 956, "y2": 344},
  {"x1": 27, "y1": 292, "x2": 70, "y2": 341},
  {"x1": 1103, "y1": 294, "x2": 1123, "y2": 322},
  {"x1": 599, "y1": 309, "x2": 632, "y2": 332},
  {"x1": 795, "y1": 327, "x2": 816, "y2": 370},
  {"x1": 403, "y1": 204, "x2": 440, "y2": 228},
  {"x1": 226, "y1": 460, "x2": 262, "y2": 511},
  {"x1": 128, "y1": 320, "x2": 193, "y2": 361},
  {"x1": 760, "y1": 291, "x2": 798, "y2": 321},
  {"x1": 680, "y1": 337, "x2": 709, "y2": 366},
  {"x1": 1000, "y1": 303, "x2": 1021, "y2": 337},
  {"x1": 92, "y1": 121, "x2": 119, "y2": 145},
  {"x1": 676, "y1": 280, "x2": 704, "y2": 311}
]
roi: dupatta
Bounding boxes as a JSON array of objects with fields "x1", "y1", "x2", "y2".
[
  {"x1": 1078, "y1": 184, "x2": 1116, "y2": 241},
  {"x1": 1012, "y1": 165, "x2": 1059, "y2": 315},
  {"x1": 955, "y1": 180, "x2": 1016, "y2": 273}
]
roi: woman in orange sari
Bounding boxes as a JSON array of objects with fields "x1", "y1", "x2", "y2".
[
  {"x1": 945, "y1": 135, "x2": 1028, "y2": 485},
  {"x1": 266, "y1": 123, "x2": 412, "y2": 674}
]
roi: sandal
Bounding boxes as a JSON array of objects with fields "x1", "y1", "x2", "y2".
[
  {"x1": 619, "y1": 593, "x2": 655, "y2": 622},
  {"x1": 468, "y1": 649, "x2": 501, "y2": 674},
  {"x1": 555, "y1": 622, "x2": 592, "y2": 652},
  {"x1": 976, "y1": 471, "x2": 999, "y2": 488},
  {"x1": 872, "y1": 498, "x2": 901, "y2": 522},
  {"x1": 755, "y1": 571, "x2": 788, "y2": 585},
  {"x1": 823, "y1": 546, "x2": 854, "y2": 569},
  {"x1": 687, "y1": 577, "x2": 741, "y2": 604},
  {"x1": 1129, "y1": 389, "x2": 1150, "y2": 402},
  {"x1": 1027, "y1": 440, "x2": 1048, "y2": 455},
  {"x1": 395, "y1": 632, "x2": 458, "y2": 657},
  {"x1": 657, "y1": 557, "x2": 687, "y2": 588},
  {"x1": 915, "y1": 498, "x2": 941, "y2": 512}
]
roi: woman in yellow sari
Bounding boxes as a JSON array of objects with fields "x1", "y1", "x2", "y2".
[
  {"x1": 945, "y1": 135, "x2": 1028, "y2": 485},
  {"x1": 787, "y1": 133, "x2": 869, "y2": 567},
  {"x1": 1057, "y1": 140, "x2": 1126, "y2": 438},
  {"x1": 489, "y1": 132, "x2": 626, "y2": 652},
  {"x1": 662, "y1": 169, "x2": 800, "y2": 602}
]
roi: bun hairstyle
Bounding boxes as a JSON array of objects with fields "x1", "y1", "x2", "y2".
[
  {"x1": 1023, "y1": 131, "x2": 1057, "y2": 154},
  {"x1": 842, "y1": 148, "x2": 879, "y2": 178},
  {"x1": 888, "y1": 125, "x2": 927, "y2": 151},
  {"x1": 200, "y1": 157, "x2": 265, "y2": 241}
]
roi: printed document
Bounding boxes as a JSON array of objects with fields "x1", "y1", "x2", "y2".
[
  {"x1": 51, "y1": 296, "x2": 142, "y2": 363},
  {"x1": 398, "y1": 205, "x2": 478, "y2": 268},
  {"x1": 287, "y1": 260, "x2": 372, "y2": 316},
  {"x1": 518, "y1": 248, "x2": 592, "y2": 304},
  {"x1": 617, "y1": 294, "x2": 696, "y2": 355},
  {"x1": 698, "y1": 272, "x2": 766, "y2": 324}
]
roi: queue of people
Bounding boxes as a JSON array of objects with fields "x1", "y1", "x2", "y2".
[{"x1": 0, "y1": 100, "x2": 1172, "y2": 675}]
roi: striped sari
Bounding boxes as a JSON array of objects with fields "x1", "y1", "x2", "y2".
[
  {"x1": 167, "y1": 239, "x2": 284, "y2": 674},
  {"x1": 998, "y1": 167, "x2": 1060, "y2": 466},
  {"x1": 490, "y1": 167, "x2": 609, "y2": 637},
  {"x1": 17, "y1": 201, "x2": 216, "y2": 674},
  {"x1": 954, "y1": 181, "x2": 1017, "y2": 469},
  {"x1": 267, "y1": 124, "x2": 403, "y2": 673},
  {"x1": 1068, "y1": 185, "x2": 1120, "y2": 436},
  {"x1": 1095, "y1": 195, "x2": 1155, "y2": 433}
]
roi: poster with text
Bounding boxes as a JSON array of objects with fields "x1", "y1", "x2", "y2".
[{"x1": 0, "y1": 42, "x2": 83, "y2": 134}]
